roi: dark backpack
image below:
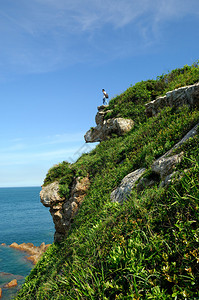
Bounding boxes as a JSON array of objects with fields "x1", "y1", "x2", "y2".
[{"x1": 105, "y1": 93, "x2": 109, "y2": 98}]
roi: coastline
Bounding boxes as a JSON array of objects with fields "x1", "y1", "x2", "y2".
[
  {"x1": 1, "y1": 242, "x2": 51, "y2": 265},
  {"x1": 0, "y1": 242, "x2": 51, "y2": 299},
  {"x1": 0, "y1": 186, "x2": 54, "y2": 299}
]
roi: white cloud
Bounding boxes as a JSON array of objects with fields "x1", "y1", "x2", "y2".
[
  {"x1": 0, "y1": 0, "x2": 198, "y2": 75},
  {"x1": 23, "y1": 0, "x2": 199, "y2": 32}
]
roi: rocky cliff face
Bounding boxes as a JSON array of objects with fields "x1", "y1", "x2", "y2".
[
  {"x1": 40, "y1": 176, "x2": 90, "y2": 242},
  {"x1": 41, "y1": 83, "x2": 199, "y2": 242},
  {"x1": 84, "y1": 105, "x2": 134, "y2": 142}
]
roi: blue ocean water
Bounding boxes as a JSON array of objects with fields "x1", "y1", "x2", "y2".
[{"x1": 0, "y1": 187, "x2": 54, "y2": 299}]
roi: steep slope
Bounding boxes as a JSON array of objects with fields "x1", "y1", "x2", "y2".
[{"x1": 16, "y1": 63, "x2": 199, "y2": 299}]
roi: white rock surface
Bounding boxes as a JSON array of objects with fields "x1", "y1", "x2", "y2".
[
  {"x1": 145, "y1": 83, "x2": 199, "y2": 117},
  {"x1": 84, "y1": 106, "x2": 134, "y2": 143},
  {"x1": 151, "y1": 152, "x2": 184, "y2": 179},
  {"x1": 110, "y1": 168, "x2": 146, "y2": 203}
]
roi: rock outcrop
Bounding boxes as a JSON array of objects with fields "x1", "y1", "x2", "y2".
[
  {"x1": 84, "y1": 105, "x2": 134, "y2": 143},
  {"x1": 151, "y1": 152, "x2": 184, "y2": 180},
  {"x1": 145, "y1": 83, "x2": 199, "y2": 117},
  {"x1": 163, "y1": 122, "x2": 199, "y2": 157},
  {"x1": 9, "y1": 242, "x2": 51, "y2": 264},
  {"x1": 110, "y1": 168, "x2": 146, "y2": 203},
  {"x1": 111, "y1": 123, "x2": 198, "y2": 203},
  {"x1": 40, "y1": 175, "x2": 90, "y2": 242}
]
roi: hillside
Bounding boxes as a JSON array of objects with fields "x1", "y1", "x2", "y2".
[{"x1": 16, "y1": 63, "x2": 199, "y2": 299}]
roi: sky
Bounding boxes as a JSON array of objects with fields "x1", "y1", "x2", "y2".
[{"x1": 0, "y1": 0, "x2": 199, "y2": 187}]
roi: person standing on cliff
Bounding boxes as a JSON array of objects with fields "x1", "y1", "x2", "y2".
[{"x1": 102, "y1": 89, "x2": 109, "y2": 105}]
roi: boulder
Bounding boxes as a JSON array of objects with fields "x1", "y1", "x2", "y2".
[
  {"x1": 145, "y1": 82, "x2": 199, "y2": 117},
  {"x1": 111, "y1": 168, "x2": 146, "y2": 203},
  {"x1": 110, "y1": 154, "x2": 183, "y2": 203},
  {"x1": 40, "y1": 181, "x2": 65, "y2": 207},
  {"x1": 95, "y1": 106, "x2": 113, "y2": 126},
  {"x1": 85, "y1": 106, "x2": 134, "y2": 143},
  {"x1": 4, "y1": 279, "x2": 17, "y2": 288},
  {"x1": 151, "y1": 152, "x2": 184, "y2": 179},
  {"x1": 85, "y1": 118, "x2": 134, "y2": 142}
]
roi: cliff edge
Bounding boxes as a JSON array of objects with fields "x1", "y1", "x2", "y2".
[{"x1": 84, "y1": 105, "x2": 134, "y2": 142}]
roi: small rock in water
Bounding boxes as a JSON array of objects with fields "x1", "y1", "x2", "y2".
[
  {"x1": 4, "y1": 279, "x2": 17, "y2": 288},
  {"x1": 9, "y1": 242, "x2": 51, "y2": 264}
]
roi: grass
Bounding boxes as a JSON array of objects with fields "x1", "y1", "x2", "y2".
[{"x1": 15, "y1": 62, "x2": 199, "y2": 299}]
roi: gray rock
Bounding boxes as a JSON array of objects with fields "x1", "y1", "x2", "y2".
[
  {"x1": 40, "y1": 181, "x2": 64, "y2": 207},
  {"x1": 85, "y1": 117, "x2": 134, "y2": 143},
  {"x1": 136, "y1": 177, "x2": 156, "y2": 192},
  {"x1": 160, "y1": 172, "x2": 177, "y2": 187},
  {"x1": 84, "y1": 106, "x2": 134, "y2": 143},
  {"x1": 151, "y1": 152, "x2": 183, "y2": 179},
  {"x1": 110, "y1": 168, "x2": 146, "y2": 203},
  {"x1": 40, "y1": 176, "x2": 90, "y2": 243},
  {"x1": 163, "y1": 123, "x2": 199, "y2": 157},
  {"x1": 145, "y1": 83, "x2": 199, "y2": 117},
  {"x1": 95, "y1": 108, "x2": 113, "y2": 126}
]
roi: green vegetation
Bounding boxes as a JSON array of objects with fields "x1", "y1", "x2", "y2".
[
  {"x1": 16, "y1": 63, "x2": 199, "y2": 299},
  {"x1": 105, "y1": 62, "x2": 199, "y2": 124},
  {"x1": 43, "y1": 161, "x2": 74, "y2": 199}
]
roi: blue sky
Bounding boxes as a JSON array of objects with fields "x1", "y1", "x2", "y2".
[{"x1": 0, "y1": 0, "x2": 198, "y2": 187}]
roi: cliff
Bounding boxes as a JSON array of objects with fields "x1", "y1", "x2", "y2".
[
  {"x1": 40, "y1": 176, "x2": 90, "y2": 242},
  {"x1": 40, "y1": 82, "x2": 199, "y2": 243},
  {"x1": 16, "y1": 63, "x2": 199, "y2": 300}
]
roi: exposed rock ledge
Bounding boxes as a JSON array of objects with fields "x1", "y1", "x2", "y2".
[
  {"x1": 40, "y1": 175, "x2": 90, "y2": 243},
  {"x1": 9, "y1": 242, "x2": 51, "y2": 264},
  {"x1": 145, "y1": 82, "x2": 199, "y2": 117},
  {"x1": 84, "y1": 105, "x2": 134, "y2": 143},
  {"x1": 111, "y1": 123, "x2": 198, "y2": 203}
]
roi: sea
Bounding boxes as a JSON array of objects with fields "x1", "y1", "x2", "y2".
[{"x1": 0, "y1": 186, "x2": 54, "y2": 300}]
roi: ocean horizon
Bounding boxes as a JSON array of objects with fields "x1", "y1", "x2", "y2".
[{"x1": 0, "y1": 186, "x2": 54, "y2": 300}]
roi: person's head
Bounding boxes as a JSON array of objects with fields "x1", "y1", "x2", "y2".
[{"x1": 102, "y1": 89, "x2": 105, "y2": 91}]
